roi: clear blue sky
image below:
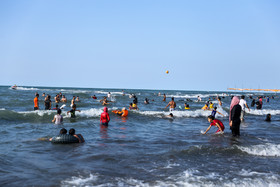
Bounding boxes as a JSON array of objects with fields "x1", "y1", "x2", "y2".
[{"x1": 0, "y1": 0, "x2": 279, "y2": 91}]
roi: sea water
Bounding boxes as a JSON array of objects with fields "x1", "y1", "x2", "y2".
[{"x1": 0, "y1": 86, "x2": 280, "y2": 186}]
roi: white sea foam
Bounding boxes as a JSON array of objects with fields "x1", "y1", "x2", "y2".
[
  {"x1": 11, "y1": 86, "x2": 39, "y2": 91},
  {"x1": 94, "y1": 91, "x2": 123, "y2": 95},
  {"x1": 155, "y1": 169, "x2": 280, "y2": 187},
  {"x1": 237, "y1": 143, "x2": 280, "y2": 157},
  {"x1": 74, "y1": 108, "x2": 103, "y2": 118},
  {"x1": 136, "y1": 109, "x2": 228, "y2": 118},
  {"x1": 18, "y1": 110, "x2": 56, "y2": 116},
  {"x1": 59, "y1": 169, "x2": 280, "y2": 187},
  {"x1": 61, "y1": 174, "x2": 98, "y2": 186},
  {"x1": 248, "y1": 109, "x2": 280, "y2": 116},
  {"x1": 0, "y1": 108, "x2": 5, "y2": 110},
  {"x1": 166, "y1": 93, "x2": 220, "y2": 99}
]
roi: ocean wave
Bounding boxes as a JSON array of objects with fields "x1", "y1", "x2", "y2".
[
  {"x1": 61, "y1": 174, "x2": 98, "y2": 187},
  {"x1": 60, "y1": 169, "x2": 280, "y2": 187},
  {"x1": 166, "y1": 93, "x2": 225, "y2": 99},
  {"x1": 237, "y1": 143, "x2": 280, "y2": 157},
  {"x1": 248, "y1": 109, "x2": 280, "y2": 116},
  {"x1": 94, "y1": 91, "x2": 124, "y2": 95},
  {"x1": 74, "y1": 108, "x2": 103, "y2": 118},
  {"x1": 136, "y1": 109, "x2": 228, "y2": 118},
  {"x1": 10, "y1": 86, "x2": 39, "y2": 91}
]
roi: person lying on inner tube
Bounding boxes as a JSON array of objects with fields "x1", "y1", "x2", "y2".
[
  {"x1": 49, "y1": 128, "x2": 67, "y2": 141},
  {"x1": 69, "y1": 128, "x2": 85, "y2": 143}
]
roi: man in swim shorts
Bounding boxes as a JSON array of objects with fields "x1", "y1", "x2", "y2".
[
  {"x1": 164, "y1": 97, "x2": 176, "y2": 112},
  {"x1": 202, "y1": 115, "x2": 225, "y2": 134},
  {"x1": 34, "y1": 93, "x2": 39, "y2": 110}
]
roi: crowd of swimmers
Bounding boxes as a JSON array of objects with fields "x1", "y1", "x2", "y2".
[{"x1": 33, "y1": 91, "x2": 275, "y2": 142}]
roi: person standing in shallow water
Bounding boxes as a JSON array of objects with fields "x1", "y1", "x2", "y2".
[
  {"x1": 34, "y1": 93, "x2": 39, "y2": 110},
  {"x1": 100, "y1": 107, "x2": 110, "y2": 127},
  {"x1": 164, "y1": 97, "x2": 176, "y2": 112},
  {"x1": 229, "y1": 96, "x2": 242, "y2": 137}
]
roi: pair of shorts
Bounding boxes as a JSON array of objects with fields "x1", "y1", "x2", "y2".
[
  {"x1": 240, "y1": 110, "x2": 245, "y2": 119},
  {"x1": 34, "y1": 107, "x2": 39, "y2": 110},
  {"x1": 169, "y1": 108, "x2": 175, "y2": 112},
  {"x1": 101, "y1": 122, "x2": 109, "y2": 127}
]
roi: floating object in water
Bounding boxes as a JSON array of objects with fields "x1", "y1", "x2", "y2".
[
  {"x1": 51, "y1": 134, "x2": 79, "y2": 144},
  {"x1": 166, "y1": 70, "x2": 169, "y2": 74}
]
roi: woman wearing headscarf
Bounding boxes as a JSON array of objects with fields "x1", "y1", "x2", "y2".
[{"x1": 229, "y1": 96, "x2": 242, "y2": 137}]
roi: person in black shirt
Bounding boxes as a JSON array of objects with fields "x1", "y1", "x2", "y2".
[
  {"x1": 44, "y1": 95, "x2": 52, "y2": 110},
  {"x1": 229, "y1": 96, "x2": 242, "y2": 137}
]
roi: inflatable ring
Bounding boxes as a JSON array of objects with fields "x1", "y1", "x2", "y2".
[{"x1": 51, "y1": 134, "x2": 79, "y2": 144}]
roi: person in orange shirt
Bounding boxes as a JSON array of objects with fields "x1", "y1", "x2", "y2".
[
  {"x1": 34, "y1": 94, "x2": 39, "y2": 110},
  {"x1": 112, "y1": 107, "x2": 128, "y2": 117}
]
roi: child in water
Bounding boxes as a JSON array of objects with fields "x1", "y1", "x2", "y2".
[
  {"x1": 52, "y1": 109, "x2": 63, "y2": 124},
  {"x1": 202, "y1": 115, "x2": 224, "y2": 134},
  {"x1": 67, "y1": 104, "x2": 80, "y2": 118},
  {"x1": 184, "y1": 103, "x2": 190, "y2": 110},
  {"x1": 210, "y1": 107, "x2": 224, "y2": 118}
]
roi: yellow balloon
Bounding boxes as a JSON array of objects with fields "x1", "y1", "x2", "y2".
[{"x1": 166, "y1": 70, "x2": 169, "y2": 74}]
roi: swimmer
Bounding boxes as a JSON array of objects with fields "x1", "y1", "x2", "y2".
[
  {"x1": 52, "y1": 109, "x2": 63, "y2": 124},
  {"x1": 197, "y1": 96, "x2": 202, "y2": 102},
  {"x1": 91, "y1": 95, "x2": 97, "y2": 99},
  {"x1": 107, "y1": 92, "x2": 111, "y2": 98},
  {"x1": 122, "y1": 90, "x2": 125, "y2": 96},
  {"x1": 69, "y1": 128, "x2": 85, "y2": 143},
  {"x1": 49, "y1": 128, "x2": 67, "y2": 141},
  {"x1": 44, "y1": 95, "x2": 52, "y2": 110},
  {"x1": 112, "y1": 107, "x2": 128, "y2": 117},
  {"x1": 52, "y1": 104, "x2": 59, "y2": 110},
  {"x1": 184, "y1": 103, "x2": 190, "y2": 110},
  {"x1": 166, "y1": 113, "x2": 174, "y2": 119},
  {"x1": 265, "y1": 114, "x2": 271, "y2": 122},
  {"x1": 67, "y1": 104, "x2": 80, "y2": 118},
  {"x1": 100, "y1": 107, "x2": 110, "y2": 126},
  {"x1": 131, "y1": 101, "x2": 139, "y2": 110},
  {"x1": 100, "y1": 96, "x2": 110, "y2": 105},
  {"x1": 60, "y1": 95, "x2": 67, "y2": 103},
  {"x1": 34, "y1": 93, "x2": 39, "y2": 110},
  {"x1": 42, "y1": 93, "x2": 45, "y2": 97},
  {"x1": 54, "y1": 94, "x2": 60, "y2": 103},
  {"x1": 163, "y1": 94, "x2": 166, "y2": 102},
  {"x1": 201, "y1": 103, "x2": 209, "y2": 110},
  {"x1": 164, "y1": 97, "x2": 176, "y2": 112},
  {"x1": 70, "y1": 96, "x2": 76, "y2": 107},
  {"x1": 144, "y1": 98, "x2": 149, "y2": 104},
  {"x1": 75, "y1": 96, "x2": 80, "y2": 102},
  {"x1": 202, "y1": 115, "x2": 224, "y2": 134},
  {"x1": 209, "y1": 102, "x2": 214, "y2": 109}
]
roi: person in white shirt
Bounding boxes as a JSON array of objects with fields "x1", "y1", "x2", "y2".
[
  {"x1": 52, "y1": 109, "x2": 63, "y2": 125},
  {"x1": 239, "y1": 95, "x2": 250, "y2": 122}
]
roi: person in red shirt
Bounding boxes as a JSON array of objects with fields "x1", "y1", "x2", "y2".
[
  {"x1": 100, "y1": 107, "x2": 110, "y2": 126},
  {"x1": 202, "y1": 115, "x2": 224, "y2": 134}
]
